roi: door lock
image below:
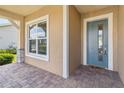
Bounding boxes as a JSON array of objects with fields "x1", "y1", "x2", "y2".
[{"x1": 103, "y1": 48, "x2": 107, "y2": 56}]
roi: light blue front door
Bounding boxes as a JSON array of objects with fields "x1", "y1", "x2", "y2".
[{"x1": 87, "y1": 19, "x2": 108, "y2": 68}]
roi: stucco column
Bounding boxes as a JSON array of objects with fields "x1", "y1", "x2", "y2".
[{"x1": 17, "y1": 17, "x2": 25, "y2": 63}]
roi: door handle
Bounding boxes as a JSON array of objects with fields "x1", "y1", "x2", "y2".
[{"x1": 103, "y1": 48, "x2": 107, "y2": 56}]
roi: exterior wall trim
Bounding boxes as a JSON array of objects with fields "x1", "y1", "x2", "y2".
[
  {"x1": 83, "y1": 13, "x2": 113, "y2": 70},
  {"x1": 63, "y1": 5, "x2": 69, "y2": 78}
]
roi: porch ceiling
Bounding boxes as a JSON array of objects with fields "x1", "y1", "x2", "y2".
[
  {"x1": 75, "y1": 5, "x2": 111, "y2": 14},
  {"x1": 0, "y1": 5, "x2": 45, "y2": 16},
  {"x1": 0, "y1": 5, "x2": 112, "y2": 16}
]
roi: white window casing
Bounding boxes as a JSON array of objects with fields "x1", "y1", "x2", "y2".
[{"x1": 25, "y1": 15, "x2": 49, "y2": 61}]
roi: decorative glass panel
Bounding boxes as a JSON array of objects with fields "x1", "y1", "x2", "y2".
[
  {"x1": 29, "y1": 24, "x2": 37, "y2": 39},
  {"x1": 98, "y1": 24, "x2": 103, "y2": 61},
  {"x1": 29, "y1": 40, "x2": 36, "y2": 53},
  {"x1": 38, "y1": 39, "x2": 47, "y2": 55},
  {"x1": 37, "y1": 21, "x2": 47, "y2": 38}
]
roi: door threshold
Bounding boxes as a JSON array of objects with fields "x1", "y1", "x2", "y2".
[{"x1": 88, "y1": 65, "x2": 107, "y2": 70}]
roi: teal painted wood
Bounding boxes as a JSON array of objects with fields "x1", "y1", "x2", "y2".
[{"x1": 87, "y1": 19, "x2": 108, "y2": 68}]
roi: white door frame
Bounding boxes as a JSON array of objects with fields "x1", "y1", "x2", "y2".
[
  {"x1": 83, "y1": 13, "x2": 113, "y2": 70},
  {"x1": 63, "y1": 5, "x2": 69, "y2": 78}
]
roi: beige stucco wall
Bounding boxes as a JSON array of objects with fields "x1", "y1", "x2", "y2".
[
  {"x1": 81, "y1": 6, "x2": 119, "y2": 71},
  {"x1": 118, "y1": 6, "x2": 124, "y2": 83},
  {"x1": 69, "y1": 6, "x2": 81, "y2": 74},
  {"x1": 25, "y1": 5, "x2": 63, "y2": 76}
]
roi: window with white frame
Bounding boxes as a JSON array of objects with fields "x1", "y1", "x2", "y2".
[{"x1": 26, "y1": 15, "x2": 49, "y2": 61}]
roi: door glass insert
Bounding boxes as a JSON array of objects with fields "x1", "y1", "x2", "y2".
[{"x1": 98, "y1": 24, "x2": 103, "y2": 61}]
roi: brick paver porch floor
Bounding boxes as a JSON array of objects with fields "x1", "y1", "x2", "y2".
[{"x1": 0, "y1": 63, "x2": 123, "y2": 88}]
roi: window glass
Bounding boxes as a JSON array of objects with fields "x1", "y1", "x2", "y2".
[
  {"x1": 37, "y1": 21, "x2": 47, "y2": 38},
  {"x1": 38, "y1": 39, "x2": 47, "y2": 55},
  {"x1": 29, "y1": 24, "x2": 37, "y2": 39},
  {"x1": 29, "y1": 40, "x2": 36, "y2": 53}
]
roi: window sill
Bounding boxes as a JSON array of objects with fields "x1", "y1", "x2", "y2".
[{"x1": 26, "y1": 53, "x2": 49, "y2": 62}]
